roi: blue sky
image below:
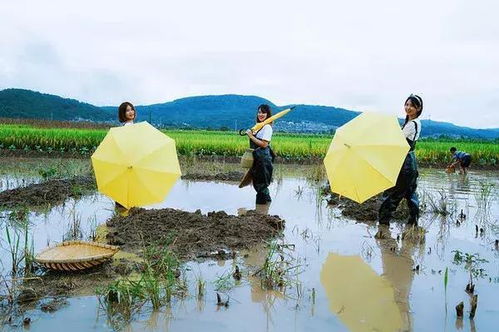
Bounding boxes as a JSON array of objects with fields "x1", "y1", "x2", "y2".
[{"x1": 1, "y1": 0, "x2": 498, "y2": 128}]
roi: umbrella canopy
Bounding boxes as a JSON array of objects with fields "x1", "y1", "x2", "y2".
[
  {"x1": 320, "y1": 253, "x2": 403, "y2": 332},
  {"x1": 250, "y1": 107, "x2": 294, "y2": 133},
  {"x1": 91, "y1": 122, "x2": 181, "y2": 209},
  {"x1": 323, "y1": 112, "x2": 409, "y2": 203}
]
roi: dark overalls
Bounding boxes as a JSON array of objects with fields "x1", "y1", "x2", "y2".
[
  {"x1": 454, "y1": 151, "x2": 472, "y2": 168},
  {"x1": 249, "y1": 135, "x2": 275, "y2": 205},
  {"x1": 379, "y1": 122, "x2": 420, "y2": 225}
]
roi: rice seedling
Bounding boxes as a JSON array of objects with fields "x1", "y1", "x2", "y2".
[
  {"x1": 97, "y1": 278, "x2": 146, "y2": 328},
  {"x1": 294, "y1": 186, "x2": 304, "y2": 198},
  {"x1": 141, "y1": 237, "x2": 182, "y2": 303},
  {"x1": 141, "y1": 273, "x2": 162, "y2": 310},
  {"x1": 87, "y1": 214, "x2": 98, "y2": 241},
  {"x1": 213, "y1": 272, "x2": 235, "y2": 292},
  {"x1": 474, "y1": 182, "x2": 496, "y2": 210},
  {"x1": 305, "y1": 164, "x2": 327, "y2": 183},
  {"x1": 4, "y1": 226, "x2": 21, "y2": 275},
  {"x1": 97, "y1": 239, "x2": 183, "y2": 327},
  {"x1": 255, "y1": 240, "x2": 302, "y2": 290},
  {"x1": 142, "y1": 237, "x2": 180, "y2": 278},
  {"x1": 452, "y1": 250, "x2": 488, "y2": 294},
  {"x1": 196, "y1": 275, "x2": 206, "y2": 300},
  {"x1": 63, "y1": 207, "x2": 82, "y2": 241},
  {"x1": 425, "y1": 189, "x2": 455, "y2": 216},
  {"x1": 4, "y1": 210, "x2": 33, "y2": 277}
]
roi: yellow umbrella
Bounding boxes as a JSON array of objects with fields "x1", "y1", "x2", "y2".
[
  {"x1": 320, "y1": 253, "x2": 403, "y2": 332},
  {"x1": 239, "y1": 107, "x2": 294, "y2": 135},
  {"x1": 91, "y1": 122, "x2": 181, "y2": 209},
  {"x1": 323, "y1": 112, "x2": 409, "y2": 203}
]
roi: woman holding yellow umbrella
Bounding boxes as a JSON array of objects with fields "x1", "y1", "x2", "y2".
[
  {"x1": 379, "y1": 94, "x2": 423, "y2": 225},
  {"x1": 245, "y1": 104, "x2": 276, "y2": 209}
]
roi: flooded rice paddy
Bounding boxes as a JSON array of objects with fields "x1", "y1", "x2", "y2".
[{"x1": 0, "y1": 158, "x2": 498, "y2": 331}]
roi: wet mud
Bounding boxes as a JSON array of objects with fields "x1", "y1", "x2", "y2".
[
  {"x1": 326, "y1": 190, "x2": 410, "y2": 223},
  {"x1": 181, "y1": 170, "x2": 245, "y2": 182},
  {"x1": 106, "y1": 208, "x2": 285, "y2": 259},
  {"x1": 0, "y1": 176, "x2": 96, "y2": 208}
]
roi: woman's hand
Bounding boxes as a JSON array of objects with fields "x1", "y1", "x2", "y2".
[{"x1": 246, "y1": 129, "x2": 253, "y2": 137}]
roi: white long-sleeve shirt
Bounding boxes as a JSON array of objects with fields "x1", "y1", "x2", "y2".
[{"x1": 402, "y1": 119, "x2": 421, "y2": 141}]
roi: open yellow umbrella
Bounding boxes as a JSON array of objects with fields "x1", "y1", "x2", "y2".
[
  {"x1": 323, "y1": 112, "x2": 409, "y2": 203},
  {"x1": 91, "y1": 122, "x2": 181, "y2": 209},
  {"x1": 238, "y1": 106, "x2": 295, "y2": 135},
  {"x1": 320, "y1": 253, "x2": 403, "y2": 332}
]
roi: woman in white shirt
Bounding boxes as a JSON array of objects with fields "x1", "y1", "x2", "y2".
[
  {"x1": 114, "y1": 101, "x2": 136, "y2": 210},
  {"x1": 245, "y1": 104, "x2": 275, "y2": 207},
  {"x1": 118, "y1": 102, "x2": 136, "y2": 126},
  {"x1": 379, "y1": 94, "x2": 423, "y2": 226}
]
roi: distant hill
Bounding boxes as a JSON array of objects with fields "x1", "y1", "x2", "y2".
[
  {"x1": 0, "y1": 89, "x2": 113, "y2": 122},
  {"x1": 2, "y1": 88, "x2": 499, "y2": 139},
  {"x1": 104, "y1": 96, "x2": 361, "y2": 132}
]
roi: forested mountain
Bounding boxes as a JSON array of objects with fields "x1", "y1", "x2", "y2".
[
  {"x1": 2, "y1": 89, "x2": 498, "y2": 139},
  {"x1": 0, "y1": 89, "x2": 112, "y2": 121}
]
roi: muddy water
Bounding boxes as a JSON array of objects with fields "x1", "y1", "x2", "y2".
[{"x1": 1, "y1": 166, "x2": 498, "y2": 332}]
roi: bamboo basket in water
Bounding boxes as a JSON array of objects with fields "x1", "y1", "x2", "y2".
[{"x1": 35, "y1": 240, "x2": 119, "y2": 271}]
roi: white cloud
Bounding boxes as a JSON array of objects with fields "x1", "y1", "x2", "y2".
[{"x1": 0, "y1": 0, "x2": 498, "y2": 128}]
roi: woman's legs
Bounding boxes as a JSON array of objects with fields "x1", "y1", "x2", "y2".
[
  {"x1": 405, "y1": 171, "x2": 419, "y2": 225},
  {"x1": 252, "y1": 148, "x2": 273, "y2": 205},
  {"x1": 379, "y1": 153, "x2": 419, "y2": 225},
  {"x1": 379, "y1": 182, "x2": 406, "y2": 225},
  {"x1": 255, "y1": 188, "x2": 271, "y2": 204}
]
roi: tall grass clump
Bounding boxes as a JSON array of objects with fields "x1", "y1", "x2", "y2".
[
  {"x1": 425, "y1": 189, "x2": 454, "y2": 216},
  {"x1": 97, "y1": 237, "x2": 183, "y2": 326},
  {"x1": 255, "y1": 240, "x2": 302, "y2": 290},
  {"x1": 4, "y1": 208, "x2": 34, "y2": 277},
  {"x1": 474, "y1": 182, "x2": 496, "y2": 210}
]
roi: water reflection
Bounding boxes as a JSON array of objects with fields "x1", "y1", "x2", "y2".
[
  {"x1": 1, "y1": 167, "x2": 498, "y2": 331},
  {"x1": 320, "y1": 252, "x2": 404, "y2": 332},
  {"x1": 375, "y1": 225, "x2": 425, "y2": 332}
]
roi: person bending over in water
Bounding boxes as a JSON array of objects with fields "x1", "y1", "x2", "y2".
[{"x1": 448, "y1": 147, "x2": 471, "y2": 174}]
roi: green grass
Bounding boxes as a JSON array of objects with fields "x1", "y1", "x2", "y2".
[{"x1": 0, "y1": 124, "x2": 497, "y2": 166}]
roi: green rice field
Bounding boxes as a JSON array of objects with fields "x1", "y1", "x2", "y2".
[{"x1": 0, "y1": 123, "x2": 497, "y2": 166}]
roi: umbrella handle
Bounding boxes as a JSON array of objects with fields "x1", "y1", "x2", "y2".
[{"x1": 238, "y1": 106, "x2": 295, "y2": 136}]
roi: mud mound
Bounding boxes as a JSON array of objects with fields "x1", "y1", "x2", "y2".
[
  {"x1": 0, "y1": 176, "x2": 96, "y2": 208},
  {"x1": 106, "y1": 208, "x2": 285, "y2": 259},
  {"x1": 340, "y1": 196, "x2": 380, "y2": 221},
  {"x1": 181, "y1": 171, "x2": 245, "y2": 182},
  {"x1": 327, "y1": 194, "x2": 411, "y2": 222}
]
